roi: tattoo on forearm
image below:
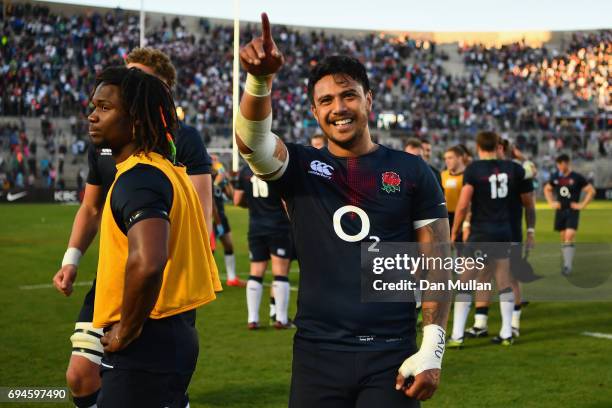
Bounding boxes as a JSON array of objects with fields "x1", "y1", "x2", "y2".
[
  {"x1": 417, "y1": 219, "x2": 452, "y2": 328},
  {"x1": 421, "y1": 305, "x2": 443, "y2": 326}
]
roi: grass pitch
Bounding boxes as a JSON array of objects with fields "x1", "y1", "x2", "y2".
[{"x1": 1, "y1": 203, "x2": 611, "y2": 407}]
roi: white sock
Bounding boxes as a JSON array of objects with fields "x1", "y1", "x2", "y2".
[
  {"x1": 562, "y1": 243, "x2": 575, "y2": 269},
  {"x1": 512, "y1": 309, "x2": 522, "y2": 329},
  {"x1": 246, "y1": 277, "x2": 263, "y2": 323},
  {"x1": 269, "y1": 296, "x2": 276, "y2": 318},
  {"x1": 474, "y1": 313, "x2": 488, "y2": 329},
  {"x1": 225, "y1": 253, "x2": 236, "y2": 280},
  {"x1": 499, "y1": 291, "x2": 515, "y2": 338},
  {"x1": 451, "y1": 292, "x2": 472, "y2": 340},
  {"x1": 272, "y1": 277, "x2": 290, "y2": 324}
]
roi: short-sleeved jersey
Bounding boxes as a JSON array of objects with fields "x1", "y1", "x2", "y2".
[
  {"x1": 175, "y1": 124, "x2": 212, "y2": 176},
  {"x1": 87, "y1": 122, "x2": 212, "y2": 200},
  {"x1": 547, "y1": 171, "x2": 588, "y2": 210},
  {"x1": 236, "y1": 166, "x2": 290, "y2": 237},
  {"x1": 94, "y1": 152, "x2": 221, "y2": 330},
  {"x1": 441, "y1": 170, "x2": 463, "y2": 213},
  {"x1": 110, "y1": 164, "x2": 173, "y2": 234},
  {"x1": 464, "y1": 159, "x2": 530, "y2": 225},
  {"x1": 86, "y1": 145, "x2": 115, "y2": 199},
  {"x1": 269, "y1": 143, "x2": 448, "y2": 351}
]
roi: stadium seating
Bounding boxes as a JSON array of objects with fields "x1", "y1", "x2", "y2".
[{"x1": 0, "y1": 1, "x2": 610, "y2": 190}]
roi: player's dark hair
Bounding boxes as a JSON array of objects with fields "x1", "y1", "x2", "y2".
[
  {"x1": 476, "y1": 131, "x2": 499, "y2": 152},
  {"x1": 499, "y1": 139, "x2": 511, "y2": 158},
  {"x1": 405, "y1": 137, "x2": 422, "y2": 149},
  {"x1": 446, "y1": 145, "x2": 464, "y2": 157},
  {"x1": 421, "y1": 138, "x2": 431, "y2": 145},
  {"x1": 94, "y1": 66, "x2": 178, "y2": 161},
  {"x1": 457, "y1": 143, "x2": 472, "y2": 158},
  {"x1": 556, "y1": 153, "x2": 570, "y2": 163},
  {"x1": 308, "y1": 55, "x2": 370, "y2": 104}
]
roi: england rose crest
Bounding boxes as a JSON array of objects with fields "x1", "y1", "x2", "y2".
[{"x1": 381, "y1": 171, "x2": 401, "y2": 193}]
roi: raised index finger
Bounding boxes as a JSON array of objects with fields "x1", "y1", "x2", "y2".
[{"x1": 261, "y1": 12, "x2": 271, "y2": 43}]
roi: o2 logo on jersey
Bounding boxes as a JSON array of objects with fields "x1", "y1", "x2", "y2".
[
  {"x1": 333, "y1": 205, "x2": 370, "y2": 242},
  {"x1": 333, "y1": 205, "x2": 380, "y2": 251},
  {"x1": 309, "y1": 160, "x2": 334, "y2": 179},
  {"x1": 559, "y1": 186, "x2": 571, "y2": 198},
  {"x1": 488, "y1": 173, "x2": 508, "y2": 199}
]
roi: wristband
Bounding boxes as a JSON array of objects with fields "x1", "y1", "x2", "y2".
[
  {"x1": 62, "y1": 247, "x2": 82, "y2": 267},
  {"x1": 462, "y1": 221, "x2": 471, "y2": 229},
  {"x1": 245, "y1": 73, "x2": 272, "y2": 97},
  {"x1": 397, "y1": 324, "x2": 446, "y2": 381}
]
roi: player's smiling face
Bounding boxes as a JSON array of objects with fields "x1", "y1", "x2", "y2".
[
  {"x1": 88, "y1": 83, "x2": 133, "y2": 154},
  {"x1": 311, "y1": 74, "x2": 372, "y2": 151}
]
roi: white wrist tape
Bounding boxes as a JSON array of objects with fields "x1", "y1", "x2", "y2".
[
  {"x1": 62, "y1": 247, "x2": 82, "y2": 267},
  {"x1": 244, "y1": 74, "x2": 272, "y2": 97},
  {"x1": 235, "y1": 109, "x2": 288, "y2": 180},
  {"x1": 462, "y1": 221, "x2": 471, "y2": 229},
  {"x1": 398, "y1": 324, "x2": 446, "y2": 378}
]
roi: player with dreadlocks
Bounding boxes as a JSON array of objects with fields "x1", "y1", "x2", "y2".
[
  {"x1": 87, "y1": 66, "x2": 221, "y2": 407},
  {"x1": 53, "y1": 48, "x2": 217, "y2": 408}
]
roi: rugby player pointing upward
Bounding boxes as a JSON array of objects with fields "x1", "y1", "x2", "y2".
[{"x1": 236, "y1": 14, "x2": 451, "y2": 407}]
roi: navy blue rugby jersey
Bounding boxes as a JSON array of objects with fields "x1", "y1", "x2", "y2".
[
  {"x1": 464, "y1": 159, "x2": 529, "y2": 225},
  {"x1": 546, "y1": 171, "x2": 588, "y2": 210},
  {"x1": 236, "y1": 166, "x2": 290, "y2": 237},
  {"x1": 268, "y1": 143, "x2": 447, "y2": 350},
  {"x1": 87, "y1": 122, "x2": 212, "y2": 200}
]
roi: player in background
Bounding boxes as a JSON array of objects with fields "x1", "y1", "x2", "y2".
[
  {"x1": 236, "y1": 14, "x2": 451, "y2": 406},
  {"x1": 465, "y1": 140, "x2": 536, "y2": 339},
  {"x1": 544, "y1": 154, "x2": 595, "y2": 276},
  {"x1": 421, "y1": 139, "x2": 433, "y2": 163},
  {"x1": 421, "y1": 138, "x2": 442, "y2": 186},
  {"x1": 449, "y1": 131, "x2": 535, "y2": 347},
  {"x1": 233, "y1": 165, "x2": 293, "y2": 330},
  {"x1": 88, "y1": 66, "x2": 220, "y2": 407},
  {"x1": 405, "y1": 137, "x2": 442, "y2": 186},
  {"x1": 51, "y1": 48, "x2": 215, "y2": 408},
  {"x1": 456, "y1": 144, "x2": 473, "y2": 167},
  {"x1": 310, "y1": 133, "x2": 326, "y2": 149},
  {"x1": 441, "y1": 146, "x2": 466, "y2": 244},
  {"x1": 404, "y1": 137, "x2": 423, "y2": 156},
  {"x1": 211, "y1": 155, "x2": 245, "y2": 287}
]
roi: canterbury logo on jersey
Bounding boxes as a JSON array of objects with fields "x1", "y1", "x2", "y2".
[
  {"x1": 100, "y1": 148, "x2": 112, "y2": 156},
  {"x1": 308, "y1": 160, "x2": 334, "y2": 179}
]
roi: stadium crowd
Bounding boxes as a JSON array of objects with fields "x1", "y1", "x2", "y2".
[
  {"x1": 1, "y1": 2, "x2": 610, "y2": 191},
  {"x1": 0, "y1": 116, "x2": 88, "y2": 191},
  {"x1": 459, "y1": 31, "x2": 610, "y2": 109}
]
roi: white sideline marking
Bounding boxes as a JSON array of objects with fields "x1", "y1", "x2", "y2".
[
  {"x1": 582, "y1": 332, "x2": 612, "y2": 340},
  {"x1": 20, "y1": 280, "x2": 93, "y2": 290},
  {"x1": 19, "y1": 277, "x2": 299, "y2": 292}
]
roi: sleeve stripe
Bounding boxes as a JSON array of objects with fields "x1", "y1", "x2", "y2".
[{"x1": 413, "y1": 218, "x2": 440, "y2": 229}]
